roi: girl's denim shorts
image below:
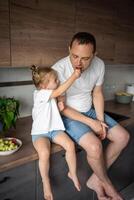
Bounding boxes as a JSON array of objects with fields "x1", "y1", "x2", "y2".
[
  {"x1": 32, "y1": 130, "x2": 63, "y2": 143},
  {"x1": 62, "y1": 108, "x2": 118, "y2": 143}
]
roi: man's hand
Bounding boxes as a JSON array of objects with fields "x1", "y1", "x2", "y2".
[
  {"x1": 90, "y1": 119, "x2": 108, "y2": 140},
  {"x1": 57, "y1": 95, "x2": 66, "y2": 111},
  {"x1": 58, "y1": 101, "x2": 65, "y2": 111},
  {"x1": 97, "y1": 121, "x2": 108, "y2": 140}
]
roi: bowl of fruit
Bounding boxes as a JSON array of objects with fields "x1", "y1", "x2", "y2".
[
  {"x1": 0, "y1": 138, "x2": 22, "y2": 156},
  {"x1": 115, "y1": 92, "x2": 133, "y2": 104}
]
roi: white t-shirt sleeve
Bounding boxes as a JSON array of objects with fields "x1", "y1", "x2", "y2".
[
  {"x1": 95, "y1": 60, "x2": 105, "y2": 86},
  {"x1": 34, "y1": 89, "x2": 53, "y2": 105}
]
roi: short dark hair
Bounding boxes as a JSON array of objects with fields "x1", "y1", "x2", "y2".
[{"x1": 70, "y1": 32, "x2": 96, "y2": 53}]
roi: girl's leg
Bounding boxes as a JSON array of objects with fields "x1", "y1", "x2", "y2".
[
  {"x1": 53, "y1": 131, "x2": 81, "y2": 191},
  {"x1": 33, "y1": 137, "x2": 53, "y2": 200}
]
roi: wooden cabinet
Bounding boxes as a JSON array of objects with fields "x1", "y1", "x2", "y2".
[
  {"x1": 0, "y1": 161, "x2": 36, "y2": 200},
  {"x1": 0, "y1": 0, "x2": 134, "y2": 67},
  {"x1": 10, "y1": 0, "x2": 75, "y2": 67},
  {"x1": 94, "y1": 124, "x2": 134, "y2": 200},
  {"x1": 109, "y1": 124, "x2": 134, "y2": 190},
  {"x1": 37, "y1": 148, "x2": 94, "y2": 200},
  {"x1": 75, "y1": 0, "x2": 116, "y2": 64},
  {"x1": 115, "y1": 1, "x2": 134, "y2": 64},
  {"x1": 0, "y1": 1, "x2": 10, "y2": 66}
]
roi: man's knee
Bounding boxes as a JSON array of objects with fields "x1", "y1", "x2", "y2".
[
  {"x1": 87, "y1": 140, "x2": 103, "y2": 159},
  {"x1": 109, "y1": 125, "x2": 130, "y2": 148},
  {"x1": 119, "y1": 128, "x2": 130, "y2": 147}
]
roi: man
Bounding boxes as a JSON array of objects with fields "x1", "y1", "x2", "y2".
[{"x1": 52, "y1": 32, "x2": 129, "y2": 200}]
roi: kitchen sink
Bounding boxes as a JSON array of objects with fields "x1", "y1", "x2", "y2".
[{"x1": 104, "y1": 111, "x2": 130, "y2": 122}]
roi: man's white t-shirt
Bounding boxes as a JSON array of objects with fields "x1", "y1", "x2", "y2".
[
  {"x1": 31, "y1": 89, "x2": 65, "y2": 135},
  {"x1": 52, "y1": 56, "x2": 105, "y2": 113}
]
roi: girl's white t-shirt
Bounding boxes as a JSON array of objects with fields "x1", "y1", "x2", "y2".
[
  {"x1": 52, "y1": 56, "x2": 105, "y2": 113},
  {"x1": 31, "y1": 89, "x2": 65, "y2": 135}
]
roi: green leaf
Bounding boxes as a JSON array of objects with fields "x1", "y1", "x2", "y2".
[{"x1": 0, "y1": 97, "x2": 20, "y2": 133}]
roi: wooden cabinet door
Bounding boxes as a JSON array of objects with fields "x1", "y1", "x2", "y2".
[
  {"x1": 10, "y1": 0, "x2": 75, "y2": 67},
  {"x1": 94, "y1": 125, "x2": 134, "y2": 200},
  {"x1": 37, "y1": 148, "x2": 94, "y2": 200},
  {"x1": 75, "y1": 0, "x2": 116, "y2": 64},
  {"x1": 0, "y1": 161, "x2": 36, "y2": 200},
  {"x1": 0, "y1": 1, "x2": 10, "y2": 66},
  {"x1": 115, "y1": 1, "x2": 134, "y2": 64}
]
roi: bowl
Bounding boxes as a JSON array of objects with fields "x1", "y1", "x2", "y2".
[
  {"x1": 115, "y1": 92, "x2": 133, "y2": 104},
  {"x1": 0, "y1": 137, "x2": 22, "y2": 156}
]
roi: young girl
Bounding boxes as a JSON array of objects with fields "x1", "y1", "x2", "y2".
[{"x1": 31, "y1": 65, "x2": 81, "y2": 200}]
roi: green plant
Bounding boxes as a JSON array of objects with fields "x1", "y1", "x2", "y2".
[{"x1": 0, "y1": 97, "x2": 20, "y2": 134}]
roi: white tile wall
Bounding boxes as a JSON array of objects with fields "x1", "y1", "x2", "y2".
[
  {"x1": 0, "y1": 67, "x2": 34, "y2": 117},
  {"x1": 0, "y1": 65, "x2": 134, "y2": 117},
  {"x1": 104, "y1": 65, "x2": 134, "y2": 100}
]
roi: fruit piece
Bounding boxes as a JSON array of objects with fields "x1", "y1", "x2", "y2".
[
  {"x1": 116, "y1": 91, "x2": 132, "y2": 96},
  {"x1": 0, "y1": 138, "x2": 19, "y2": 151}
]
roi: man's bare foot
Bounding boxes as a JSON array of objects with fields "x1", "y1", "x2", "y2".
[
  {"x1": 42, "y1": 179, "x2": 53, "y2": 200},
  {"x1": 68, "y1": 172, "x2": 81, "y2": 191},
  {"x1": 87, "y1": 174, "x2": 123, "y2": 200},
  {"x1": 86, "y1": 174, "x2": 109, "y2": 200},
  {"x1": 102, "y1": 181, "x2": 123, "y2": 200}
]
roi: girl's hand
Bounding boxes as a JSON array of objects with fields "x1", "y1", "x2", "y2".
[{"x1": 73, "y1": 68, "x2": 81, "y2": 78}]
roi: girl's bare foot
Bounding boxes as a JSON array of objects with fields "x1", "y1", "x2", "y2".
[
  {"x1": 42, "y1": 179, "x2": 53, "y2": 200},
  {"x1": 68, "y1": 172, "x2": 81, "y2": 191}
]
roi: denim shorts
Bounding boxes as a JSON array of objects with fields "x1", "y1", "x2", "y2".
[
  {"x1": 62, "y1": 108, "x2": 118, "y2": 143},
  {"x1": 32, "y1": 130, "x2": 63, "y2": 143}
]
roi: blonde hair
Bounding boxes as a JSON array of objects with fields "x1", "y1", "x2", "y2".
[{"x1": 31, "y1": 65, "x2": 57, "y2": 88}]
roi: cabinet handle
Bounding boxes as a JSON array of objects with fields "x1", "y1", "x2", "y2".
[
  {"x1": 4, "y1": 199, "x2": 12, "y2": 200},
  {"x1": 0, "y1": 176, "x2": 11, "y2": 184}
]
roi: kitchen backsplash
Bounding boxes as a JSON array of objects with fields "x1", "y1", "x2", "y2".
[{"x1": 0, "y1": 65, "x2": 134, "y2": 117}]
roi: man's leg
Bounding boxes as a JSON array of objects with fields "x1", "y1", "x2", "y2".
[
  {"x1": 86, "y1": 124, "x2": 129, "y2": 198},
  {"x1": 104, "y1": 124, "x2": 129, "y2": 167},
  {"x1": 78, "y1": 131, "x2": 124, "y2": 200}
]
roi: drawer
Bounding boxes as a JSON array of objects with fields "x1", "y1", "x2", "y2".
[
  {"x1": 0, "y1": 161, "x2": 36, "y2": 194},
  {"x1": 0, "y1": 182, "x2": 36, "y2": 200},
  {"x1": 37, "y1": 147, "x2": 93, "y2": 200},
  {"x1": 37, "y1": 149, "x2": 67, "y2": 184},
  {"x1": 37, "y1": 166, "x2": 93, "y2": 200}
]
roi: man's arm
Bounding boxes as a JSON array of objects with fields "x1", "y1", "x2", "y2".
[
  {"x1": 92, "y1": 85, "x2": 104, "y2": 121},
  {"x1": 92, "y1": 85, "x2": 108, "y2": 139},
  {"x1": 61, "y1": 104, "x2": 105, "y2": 135},
  {"x1": 50, "y1": 69, "x2": 80, "y2": 98}
]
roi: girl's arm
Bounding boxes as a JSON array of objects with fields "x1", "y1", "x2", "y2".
[{"x1": 50, "y1": 69, "x2": 81, "y2": 98}]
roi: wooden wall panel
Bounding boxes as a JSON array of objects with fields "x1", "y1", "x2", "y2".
[
  {"x1": 115, "y1": 1, "x2": 134, "y2": 64},
  {"x1": 10, "y1": 0, "x2": 75, "y2": 67},
  {"x1": 0, "y1": 1, "x2": 10, "y2": 66},
  {"x1": 0, "y1": 0, "x2": 134, "y2": 67},
  {"x1": 75, "y1": 0, "x2": 116, "y2": 63}
]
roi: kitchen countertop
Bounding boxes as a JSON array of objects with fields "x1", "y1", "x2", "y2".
[{"x1": 0, "y1": 100, "x2": 134, "y2": 173}]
